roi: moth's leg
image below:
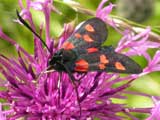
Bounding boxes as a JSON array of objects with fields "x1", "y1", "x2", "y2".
[{"x1": 61, "y1": 63, "x2": 82, "y2": 118}]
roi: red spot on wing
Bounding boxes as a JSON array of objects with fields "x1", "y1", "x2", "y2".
[
  {"x1": 75, "y1": 33, "x2": 82, "y2": 38},
  {"x1": 85, "y1": 24, "x2": 95, "y2": 32},
  {"x1": 83, "y1": 34, "x2": 94, "y2": 42},
  {"x1": 98, "y1": 63, "x2": 106, "y2": 70},
  {"x1": 98, "y1": 55, "x2": 109, "y2": 70},
  {"x1": 75, "y1": 59, "x2": 89, "y2": 72},
  {"x1": 115, "y1": 62, "x2": 126, "y2": 70},
  {"x1": 62, "y1": 41, "x2": 75, "y2": 50},
  {"x1": 100, "y1": 55, "x2": 109, "y2": 64},
  {"x1": 87, "y1": 48, "x2": 98, "y2": 53}
]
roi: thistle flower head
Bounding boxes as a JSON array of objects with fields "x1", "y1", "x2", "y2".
[
  {"x1": 0, "y1": 103, "x2": 6, "y2": 120},
  {"x1": 146, "y1": 97, "x2": 160, "y2": 120},
  {"x1": 0, "y1": 0, "x2": 160, "y2": 119}
]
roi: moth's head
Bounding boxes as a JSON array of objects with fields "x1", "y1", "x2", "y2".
[
  {"x1": 47, "y1": 49, "x2": 65, "y2": 71},
  {"x1": 47, "y1": 49, "x2": 76, "y2": 72}
]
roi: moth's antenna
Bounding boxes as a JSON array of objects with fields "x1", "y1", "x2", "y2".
[{"x1": 16, "y1": 10, "x2": 51, "y2": 52}]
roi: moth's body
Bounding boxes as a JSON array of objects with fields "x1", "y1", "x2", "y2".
[
  {"x1": 49, "y1": 46, "x2": 142, "y2": 74},
  {"x1": 48, "y1": 17, "x2": 142, "y2": 74}
]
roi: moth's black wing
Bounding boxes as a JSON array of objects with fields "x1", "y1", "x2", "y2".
[
  {"x1": 73, "y1": 46, "x2": 142, "y2": 74},
  {"x1": 60, "y1": 17, "x2": 142, "y2": 74},
  {"x1": 61, "y1": 17, "x2": 108, "y2": 50}
]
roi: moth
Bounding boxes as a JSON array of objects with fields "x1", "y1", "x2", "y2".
[
  {"x1": 48, "y1": 18, "x2": 142, "y2": 74},
  {"x1": 17, "y1": 11, "x2": 142, "y2": 74},
  {"x1": 17, "y1": 11, "x2": 142, "y2": 117}
]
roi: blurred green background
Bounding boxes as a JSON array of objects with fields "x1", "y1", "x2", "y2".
[{"x1": 0, "y1": 0, "x2": 160, "y2": 119}]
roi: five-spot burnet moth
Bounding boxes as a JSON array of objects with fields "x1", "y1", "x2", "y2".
[
  {"x1": 16, "y1": 10, "x2": 142, "y2": 117},
  {"x1": 48, "y1": 18, "x2": 142, "y2": 74},
  {"x1": 17, "y1": 11, "x2": 142, "y2": 74}
]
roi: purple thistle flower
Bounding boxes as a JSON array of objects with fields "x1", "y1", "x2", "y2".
[
  {"x1": 96, "y1": 0, "x2": 116, "y2": 27},
  {"x1": 146, "y1": 97, "x2": 160, "y2": 120},
  {"x1": 0, "y1": 103, "x2": 6, "y2": 120},
  {"x1": 0, "y1": 0, "x2": 160, "y2": 119}
]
